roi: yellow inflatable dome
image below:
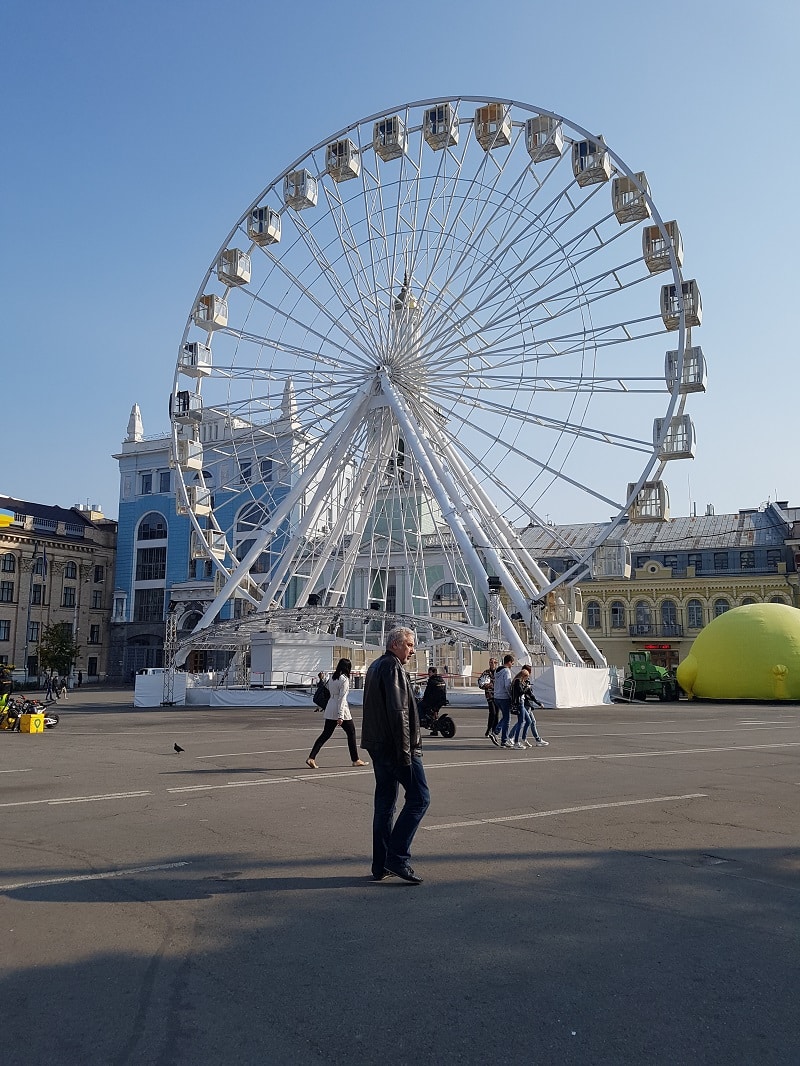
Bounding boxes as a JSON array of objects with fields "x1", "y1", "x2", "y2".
[{"x1": 677, "y1": 602, "x2": 800, "y2": 700}]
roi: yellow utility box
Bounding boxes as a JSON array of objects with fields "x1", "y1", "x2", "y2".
[{"x1": 20, "y1": 713, "x2": 45, "y2": 733}]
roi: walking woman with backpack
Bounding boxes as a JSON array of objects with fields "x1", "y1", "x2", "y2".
[{"x1": 306, "y1": 658, "x2": 369, "y2": 769}]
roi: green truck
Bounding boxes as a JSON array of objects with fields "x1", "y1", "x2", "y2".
[{"x1": 626, "y1": 651, "x2": 680, "y2": 701}]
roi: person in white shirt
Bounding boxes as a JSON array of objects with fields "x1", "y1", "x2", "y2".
[{"x1": 306, "y1": 658, "x2": 368, "y2": 769}]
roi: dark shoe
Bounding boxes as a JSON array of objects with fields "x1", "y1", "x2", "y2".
[
  {"x1": 489, "y1": 732, "x2": 499, "y2": 746},
  {"x1": 371, "y1": 868, "x2": 397, "y2": 881},
  {"x1": 385, "y1": 861, "x2": 423, "y2": 884}
]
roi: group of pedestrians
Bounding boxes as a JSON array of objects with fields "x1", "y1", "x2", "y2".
[
  {"x1": 44, "y1": 674, "x2": 68, "y2": 702},
  {"x1": 481, "y1": 654, "x2": 549, "y2": 749}
]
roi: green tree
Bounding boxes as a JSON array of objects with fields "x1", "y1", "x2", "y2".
[{"x1": 38, "y1": 623, "x2": 79, "y2": 677}]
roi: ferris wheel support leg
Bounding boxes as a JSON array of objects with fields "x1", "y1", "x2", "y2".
[
  {"x1": 433, "y1": 425, "x2": 553, "y2": 595},
  {"x1": 548, "y1": 623, "x2": 587, "y2": 667},
  {"x1": 255, "y1": 402, "x2": 375, "y2": 612},
  {"x1": 294, "y1": 419, "x2": 388, "y2": 608},
  {"x1": 382, "y1": 380, "x2": 559, "y2": 664},
  {"x1": 568, "y1": 623, "x2": 607, "y2": 667},
  {"x1": 192, "y1": 385, "x2": 375, "y2": 632}
]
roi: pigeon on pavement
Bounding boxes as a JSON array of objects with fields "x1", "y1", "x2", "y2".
[{"x1": 174, "y1": 743, "x2": 185, "y2": 753}]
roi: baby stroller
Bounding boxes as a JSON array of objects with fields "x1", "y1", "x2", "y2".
[{"x1": 416, "y1": 673, "x2": 456, "y2": 738}]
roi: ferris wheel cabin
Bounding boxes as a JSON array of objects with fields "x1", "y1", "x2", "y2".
[
  {"x1": 665, "y1": 346, "x2": 707, "y2": 394},
  {"x1": 660, "y1": 280, "x2": 702, "y2": 330},
  {"x1": 643, "y1": 221, "x2": 683, "y2": 274},
  {"x1": 423, "y1": 103, "x2": 459, "y2": 150},
  {"x1": 174, "y1": 433, "x2": 203, "y2": 472},
  {"x1": 217, "y1": 248, "x2": 251, "y2": 287},
  {"x1": 611, "y1": 173, "x2": 651, "y2": 223},
  {"x1": 373, "y1": 116, "x2": 407, "y2": 161},
  {"x1": 193, "y1": 294, "x2": 228, "y2": 332},
  {"x1": 284, "y1": 170, "x2": 318, "y2": 210},
  {"x1": 172, "y1": 390, "x2": 202, "y2": 425},
  {"x1": 628, "y1": 480, "x2": 670, "y2": 522},
  {"x1": 572, "y1": 138, "x2": 611, "y2": 186},
  {"x1": 474, "y1": 103, "x2": 512, "y2": 150},
  {"x1": 177, "y1": 484, "x2": 211, "y2": 517},
  {"x1": 525, "y1": 115, "x2": 564, "y2": 162},
  {"x1": 191, "y1": 529, "x2": 226, "y2": 561},
  {"x1": 653, "y1": 414, "x2": 696, "y2": 460},
  {"x1": 592, "y1": 540, "x2": 632, "y2": 580},
  {"x1": 326, "y1": 139, "x2": 360, "y2": 182},
  {"x1": 247, "y1": 207, "x2": 281, "y2": 246},
  {"x1": 179, "y1": 341, "x2": 212, "y2": 378}
]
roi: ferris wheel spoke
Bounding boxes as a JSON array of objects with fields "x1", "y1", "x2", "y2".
[
  {"x1": 247, "y1": 243, "x2": 379, "y2": 364},
  {"x1": 287, "y1": 212, "x2": 390, "y2": 356},
  {"x1": 428, "y1": 380, "x2": 654, "y2": 453},
  {"x1": 441, "y1": 415, "x2": 627, "y2": 515},
  {"x1": 416, "y1": 171, "x2": 602, "y2": 349}
]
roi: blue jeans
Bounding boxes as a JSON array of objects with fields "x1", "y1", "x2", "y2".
[
  {"x1": 512, "y1": 705, "x2": 542, "y2": 742},
  {"x1": 495, "y1": 698, "x2": 512, "y2": 743},
  {"x1": 368, "y1": 751, "x2": 430, "y2": 875}
]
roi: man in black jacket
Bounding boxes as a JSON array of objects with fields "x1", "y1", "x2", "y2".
[{"x1": 362, "y1": 626, "x2": 430, "y2": 884}]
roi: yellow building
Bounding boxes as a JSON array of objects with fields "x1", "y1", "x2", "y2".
[
  {"x1": 0, "y1": 496, "x2": 117, "y2": 683},
  {"x1": 521, "y1": 502, "x2": 798, "y2": 672}
]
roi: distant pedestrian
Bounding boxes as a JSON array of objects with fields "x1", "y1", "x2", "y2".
[
  {"x1": 59, "y1": 677, "x2": 68, "y2": 700},
  {"x1": 509, "y1": 665, "x2": 548, "y2": 749},
  {"x1": 77, "y1": 670, "x2": 83, "y2": 688},
  {"x1": 306, "y1": 658, "x2": 368, "y2": 769},
  {"x1": 494, "y1": 653, "x2": 515, "y2": 748},
  {"x1": 44, "y1": 676, "x2": 54, "y2": 702},
  {"x1": 479, "y1": 657, "x2": 499, "y2": 744}
]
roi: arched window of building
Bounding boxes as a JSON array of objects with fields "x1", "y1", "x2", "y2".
[
  {"x1": 1, "y1": 553, "x2": 15, "y2": 573},
  {"x1": 610, "y1": 601, "x2": 626, "y2": 629},
  {"x1": 713, "y1": 598, "x2": 731, "y2": 617},
  {"x1": 661, "y1": 599, "x2": 678, "y2": 628},
  {"x1": 64, "y1": 561, "x2": 77, "y2": 580},
  {"x1": 740, "y1": 597, "x2": 757, "y2": 606},
  {"x1": 769, "y1": 595, "x2": 789, "y2": 605},
  {"x1": 635, "y1": 601, "x2": 652, "y2": 631},
  {"x1": 687, "y1": 599, "x2": 704, "y2": 629},
  {"x1": 137, "y1": 512, "x2": 168, "y2": 541},
  {"x1": 586, "y1": 600, "x2": 601, "y2": 629}
]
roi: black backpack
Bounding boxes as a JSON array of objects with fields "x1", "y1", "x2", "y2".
[{"x1": 312, "y1": 681, "x2": 330, "y2": 709}]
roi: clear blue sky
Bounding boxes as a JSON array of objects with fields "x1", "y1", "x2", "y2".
[{"x1": 2, "y1": 0, "x2": 796, "y2": 520}]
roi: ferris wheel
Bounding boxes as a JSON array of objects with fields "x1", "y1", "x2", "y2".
[{"x1": 170, "y1": 96, "x2": 704, "y2": 666}]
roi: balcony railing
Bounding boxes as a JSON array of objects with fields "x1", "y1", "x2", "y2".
[{"x1": 629, "y1": 623, "x2": 684, "y2": 638}]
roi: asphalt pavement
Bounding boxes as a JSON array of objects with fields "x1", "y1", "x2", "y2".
[{"x1": 1, "y1": 688, "x2": 798, "y2": 1065}]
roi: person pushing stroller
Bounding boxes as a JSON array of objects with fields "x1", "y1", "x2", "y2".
[{"x1": 418, "y1": 666, "x2": 448, "y2": 736}]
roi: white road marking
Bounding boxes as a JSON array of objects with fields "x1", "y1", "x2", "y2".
[
  {"x1": 195, "y1": 747, "x2": 321, "y2": 759},
  {"x1": 0, "y1": 768, "x2": 32, "y2": 774},
  {"x1": 0, "y1": 790, "x2": 152, "y2": 809},
  {"x1": 0, "y1": 861, "x2": 190, "y2": 892},
  {"x1": 167, "y1": 778, "x2": 297, "y2": 793},
  {"x1": 194, "y1": 724, "x2": 800, "y2": 762},
  {"x1": 3, "y1": 740, "x2": 797, "y2": 807},
  {"x1": 166, "y1": 766, "x2": 372, "y2": 793},
  {"x1": 424, "y1": 793, "x2": 708, "y2": 831},
  {"x1": 421, "y1": 740, "x2": 800, "y2": 772}
]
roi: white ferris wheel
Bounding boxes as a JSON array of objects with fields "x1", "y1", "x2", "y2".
[{"x1": 170, "y1": 96, "x2": 704, "y2": 667}]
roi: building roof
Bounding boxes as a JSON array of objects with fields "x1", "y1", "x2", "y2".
[
  {"x1": 0, "y1": 495, "x2": 105, "y2": 530},
  {"x1": 519, "y1": 506, "x2": 788, "y2": 557}
]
